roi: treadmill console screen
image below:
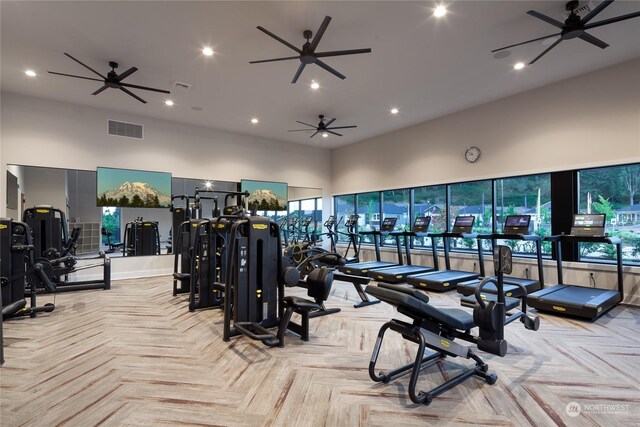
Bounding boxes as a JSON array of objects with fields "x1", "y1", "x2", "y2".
[
  {"x1": 503, "y1": 215, "x2": 531, "y2": 234},
  {"x1": 413, "y1": 216, "x2": 431, "y2": 232},
  {"x1": 380, "y1": 217, "x2": 398, "y2": 232},
  {"x1": 573, "y1": 214, "x2": 605, "y2": 228},
  {"x1": 452, "y1": 215, "x2": 475, "y2": 233}
]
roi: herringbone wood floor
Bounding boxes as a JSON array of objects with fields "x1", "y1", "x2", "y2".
[{"x1": 1, "y1": 276, "x2": 639, "y2": 427}]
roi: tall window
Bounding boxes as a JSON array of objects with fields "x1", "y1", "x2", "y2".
[
  {"x1": 357, "y1": 192, "x2": 380, "y2": 244},
  {"x1": 101, "y1": 207, "x2": 121, "y2": 246},
  {"x1": 495, "y1": 173, "x2": 552, "y2": 255},
  {"x1": 449, "y1": 180, "x2": 492, "y2": 250},
  {"x1": 412, "y1": 185, "x2": 447, "y2": 248},
  {"x1": 578, "y1": 164, "x2": 640, "y2": 264},
  {"x1": 334, "y1": 194, "x2": 355, "y2": 242},
  {"x1": 382, "y1": 189, "x2": 409, "y2": 244}
]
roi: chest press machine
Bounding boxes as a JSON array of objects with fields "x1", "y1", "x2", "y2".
[{"x1": 365, "y1": 245, "x2": 540, "y2": 405}]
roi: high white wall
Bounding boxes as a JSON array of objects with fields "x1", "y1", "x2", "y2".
[
  {"x1": 331, "y1": 59, "x2": 640, "y2": 194},
  {"x1": 22, "y1": 167, "x2": 68, "y2": 215}
]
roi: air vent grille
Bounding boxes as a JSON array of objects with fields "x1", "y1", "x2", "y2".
[{"x1": 108, "y1": 120, "x2": 143, "y2": 139}]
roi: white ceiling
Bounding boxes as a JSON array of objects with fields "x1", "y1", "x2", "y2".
[{"x1": 2, "y1": 1, "x2": 639, "y2": 149}]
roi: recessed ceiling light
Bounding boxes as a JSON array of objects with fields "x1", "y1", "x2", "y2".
[
  {"x1": 310, "y1": 81, "x2": 320, "y2": 90},
  {"x1": 165, "y1": 99, "x2": 174, "y2": 106},
  {"x1": 251, "y1": 118, "x2": 259, "y2": 124},
  {"x1": 25, "y1": 69, "x2": 37, "y2": 77},
  {"x1": 202, "y1": 47, "x2": 214, "y2": 56},
  {"x1": 514, "y1": 62, "x2": 525, "y2": 70},
  {"x1": 433, "y1": 5, "x2": 447, "y2": 17},
  {"x1": 204, "y1": 181, "x2": 213, "y2": 189},
  {"x1": 390, "y1": 108, "x2": 399, "y2": 115},
  {"x1": 322, "y1": 133, "x2": 329, "y2": 138}
]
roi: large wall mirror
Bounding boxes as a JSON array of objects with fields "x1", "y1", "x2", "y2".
[{"x1": 6, "y1": 164, "x2": 323, "y2": 257}]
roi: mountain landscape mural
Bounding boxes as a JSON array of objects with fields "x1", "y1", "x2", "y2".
[
  {"x1": 97, "y1": 167, "x2": 172, "y2": 208},
  {"x1": 241, "y1": 179, "x2": 288, "y2": 211}
]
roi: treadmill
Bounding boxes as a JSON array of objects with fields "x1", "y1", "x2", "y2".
[
  {"x1": 527, "y1": 214, "x2": 623, "y2": 320},
  {"x1": 367, "y1": 216, "x2": 436, "y2": 283},
  {"x1": 458, "y1": 215, "x2": 544, "y2": 300},
  {"x1": 407, "y1": 215, "x2": 483, "y2": 292},
  {"x1": 338, "y1": 217, "x2": 401, "y2": 276}
]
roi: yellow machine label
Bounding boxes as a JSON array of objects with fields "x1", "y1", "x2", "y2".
[
  {"x1": 597, "y1": 307, "x2": 602, "y2": 312},
  {"x1": 193, "y1": 223, "x2": 199, "y2": 228},
  {"x1": 218, "y1": 224, "x2": 225, "y2": 228},
  {"x1": 252, "y1": 224, "x2": 268, "y2": 230},
  {"x1": 345, "y1": 270, "x2": 352, "y2": 274},
  {"x1": 144, "y1": 224, "x2": 152, "y2": 227},
  {"x1": 362, "y1": 269, "x2": 368, "y2": 273},
  {"x1": 377, "y1": 276, "x2": 384, "y2": 279},
  {"x1": 481, "y1": 294, "x2": 487, "y2": 300},
  {"x1": 553, "y1": 306, "x2": 566, "y2": 312},
  {"x1": 36, "y1": 209, "x2": 50, "y2": 213},
  {"x1": 396, "y1": 275, "x2": 403, "y2": 279},
  {"x1": 443, "y1": 282, "x2": 450, "y2": 287},
  {"x1": 506, "y1": 292, "x2": 512, "y2": 297},
  {"x1": 0, "y1": 224, "x2": 7, "y2": 229},
  {"x1": 440, "y1": 339, "x2": 451, "y2": 348}
]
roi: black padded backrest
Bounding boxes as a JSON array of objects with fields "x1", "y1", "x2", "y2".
[{"x1": 379, "y1": 283, "x2": 429, "y2": 303}]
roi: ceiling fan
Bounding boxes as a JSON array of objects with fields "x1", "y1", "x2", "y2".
[
  {"x1": 48, "y1": 53, "x2": 170, "y2": 103},
  {"x1": 288, "y1": 115, "x2": 357, "y2": 138},
  {"x1": 492, "y1": 0, "x2": 640, "y2": 65},
  {"x1": 250, "y1": 16, "x2": 372, "y2": 83}
]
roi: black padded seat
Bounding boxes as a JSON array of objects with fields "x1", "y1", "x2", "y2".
[
  {"x1": 460, "y1": 293, "x2": 521, "y2": 311},
  {"x1": 173, "y1": 273, "x2": 190, "y2": 282},
  {"x1": 366, "y1": 285, "x2": 475, "y2": 331},
  {"x1": 284, "y1": 296, "x2": 320, "y2": 312}
]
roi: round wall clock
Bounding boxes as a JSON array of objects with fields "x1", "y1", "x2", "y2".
[{"x1": 465, "y1": 146, "x2": 481, "y2": 163}]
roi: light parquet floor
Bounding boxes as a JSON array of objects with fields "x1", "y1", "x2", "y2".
[{"x1": 1, "y1": 276, "x2": 639, "y2": 427}]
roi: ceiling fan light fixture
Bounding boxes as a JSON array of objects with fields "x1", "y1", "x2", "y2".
[
  {"x1": 251, "y1": 118, "x2": 259, "y2": 124},
  {"x1": 310, "y1": 80, "x2": 320, "y2": 90},
  {"x1": 433, "y1": 5, "x2": 447, "y2": 17},
  {"x1": 25, "y1": 69, "x2": 37, "y2": 77},
  {"x1": 202, "y1": 47, "x2": 214, "y2": 56},
  {"x1": 390, "y1": 108, "x2": 399, "y2": 115},
  {"x1": 513, "y1": 62, "x2": 525, "y2": 70},
  {"x1": 165, "y1": 99, "x2": 174, "y2": 106},
  {"x1": 322, "y1": 133, "x2": 329, "y2": 138}
]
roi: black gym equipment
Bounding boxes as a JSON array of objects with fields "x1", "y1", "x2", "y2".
[
  {"x1": 527, "y1": 214, "x2": 624, "y2": 320},
  {"x1": 288, "y1": 115, "x2": 357, "y2": 138},
  {"x1": 249, "y1": 16, "x2": 372, "y2": 83},
  {"x1": 1, "y1": 218, "x2": 57, "y2": 320},
  {"x1": 48, "y1": 53, "x2": 170, "y2": 104},
  {"x1": 407, "y1": 216, "x2": 483, "y2": 292},
  {"x1": 222, "y1": 216, "x2": 334, "y2": 347},
  {"x1": 123, "y1": 219, "x2": 160, "y2": 256},
  {"x1": 457, "y1": 215, "x2": 545, "y2": 304},
  {"x1": 492, "y1": 1, "x2": 640, "y2": 65},
  {"x1": 367, "y1": 216, "x2": 436, "y2": 284},
  {"x1": 22, "y1": 206, "x2": 111, "y2": 292},
  {"x1": 366, "y1": 245, "x2": 540, "y2": 405},
  {"x1": 338, "y1": 217, "x2": 401, "y2": 276},
  {"x1": 333, "y1": 214, "x2": 361, "y2": 263},
  {"x1": 101, "y1": 227, "x2": 124, "y2": 254}
]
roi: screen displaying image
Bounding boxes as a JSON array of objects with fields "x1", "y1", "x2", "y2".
[
  {"x1": 414, "y1": 216, "x2": 431, "y2": 231},
  {"x1": 97, "y1": 167, "x2": 172, "y2": 208},
  {"x1": 505, "y1": 215, "x2": 531, "y2": 227},
  {"x1": 454, "y1": 215, "x2": 475, "y2": 227},
  {"x1": 573, "y1": 214, "x2": 606, "y2": 228},
  {"x1": 241, "y1": 179, "x2": 288, "y2": 211}
]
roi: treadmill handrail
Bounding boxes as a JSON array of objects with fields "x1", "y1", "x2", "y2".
[
  {"x1": 429, "y1": 232, "x2": 478, "y2": 239},
  {"x1": 545, "y1": 234, "x2": 620, "y2": 245}
]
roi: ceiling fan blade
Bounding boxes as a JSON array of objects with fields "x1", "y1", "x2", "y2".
[
  {"x1": 309, "y1": 131, "x2": 319, "y2": 138},
  {"x1": 119, "y1": 87, "x2": 147, "y2": 104},
  {"x1": 249, "y1": 56, "x2": 300, "y2": 64},
  {"x1": 315, "y1": 59, "x2": 346, "y2": 80},
  {"x1": 578, "y1": 32, "x2": 609, "y2": 49},
  {"x1": 309, "y1": 16, "x2": 332, "y2": 52},
  {"x1": 526, "y1": 10, "x2": 565, "y2": 29},
  {"x1": 295, "y1": 120, "x2": 316, "y2": 128},
  {"x1": 581, "y1": 0, "x2": 614, "y2": 24},
  {"x1": 529, "y1": 37, "x2": 564, "y2": 65},
  {"x1": 491, "y1": 33, "x2": 561, "y2": 52},
  {"x1": 47, "y1": 71, "x2": 104, "y2": 82},
  {"x1": 92, "y1": 85, "x2": 109, "y2": 95},
  {"x1": 327, "y1": 130, "x2": 343, "y2": 137},
  {"x1": 584, "y1": 11, "x2": 640, "y2": 30},
  {"x1": 64, "y1": 53, "x2": 106, "y2": 79},
  {"x1": 116, "y1": 67, "x2": 138, "y2": 82},
  {"x1": 324, "y1": 118, "x2": 336, "y2": 127},
  {"x1": 288, "y1": 129, "x2": 315, "y2": 132},
  {"x1": 291, "y1": 62, "x2": 306, "y2": 84},
  {"x1": 315, "y1": 48, "x2": 372, "y2": 58},
  {"x1": 257, "y1": 26, "x2": 302, "y2": 53},
  {"x1": 327, "y1": 125, "x2": 357, "y2": 130},
  {"x1": 119, "y1": 82, "x2": 170, "y2": 94}
]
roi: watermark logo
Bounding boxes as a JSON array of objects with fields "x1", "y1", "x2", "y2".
[{"x1": 566, "y1": 402, "x2": 581, "y2": 417}]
